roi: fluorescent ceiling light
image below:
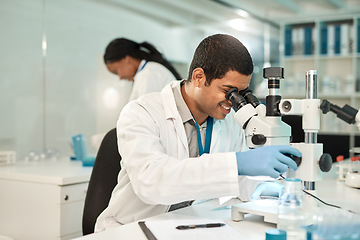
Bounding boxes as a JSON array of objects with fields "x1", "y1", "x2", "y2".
[
  {"x1": 229, "y1": 19, "x2": 246, "y2": 31},
  {"x1": 236, "y1": 9, "x2": 249, "y2": 18}
]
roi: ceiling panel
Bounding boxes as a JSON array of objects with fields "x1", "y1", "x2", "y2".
[
  {"x1": 217, "y1": 0, "x2": 360, "y2": 23},
  {"x1": 90, "y1": 0, "x2": 360, "y2": 34}
]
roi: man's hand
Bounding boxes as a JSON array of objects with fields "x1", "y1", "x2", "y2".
[
  {"x1": 251, "y1": 182, "x2": 284, "y2": 200},
  {"x1": 236, "y1": 145, "x2": 302, "y2": 178}
]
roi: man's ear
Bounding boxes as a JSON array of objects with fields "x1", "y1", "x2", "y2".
[{"x1": 192, "y1": 68, "x2": 206, "y2": 87}]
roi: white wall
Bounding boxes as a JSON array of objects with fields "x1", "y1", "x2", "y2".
[
  {"x1": 0, "y1": 0, "x2": 277, "y2": 158},
  {"x1": 0, "y1": 0, "x2": 44, "y2": 156},
  {"x1": 0, "y1": 0, "x2": 207, "y2": 158}
]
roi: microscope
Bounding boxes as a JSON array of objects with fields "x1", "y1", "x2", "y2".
[{"x1": 228, "y1": 67, "x2": 333, "y2": 223}]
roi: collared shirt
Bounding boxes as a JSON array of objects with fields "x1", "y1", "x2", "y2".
[
  {"x1": 168, "y1": 81, "x2": 208, "y2": 211},
  {"x1": 171, "y1": 81, "x2": 208, "y2": 158}
]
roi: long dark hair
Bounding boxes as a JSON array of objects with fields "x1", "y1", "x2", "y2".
[{"x1": 104, "y1": 38, "x2": 181, "y2": 80}]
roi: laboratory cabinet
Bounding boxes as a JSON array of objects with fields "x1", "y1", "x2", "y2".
[
  {"x1": 0, "y1": 160, "x2": 92, "y2": 240},
  {"x1": 279, "y1": 14, "x2": 360, "y2": 155}
]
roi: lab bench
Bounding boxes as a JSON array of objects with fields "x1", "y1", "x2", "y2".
[
  {"x1": 0, "y1": 160, "x2": 92, "y2": 240},
  {"x1": 71, "y1": 168, "x2": 360, "y2": 240}
]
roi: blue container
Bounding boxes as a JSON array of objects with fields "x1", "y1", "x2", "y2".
[
  {"x1": 71, "y1": 134, "x2": 88, "y2": 161},
  {"x1": 266, "y1": 229, "x2": 286, "y2": 240}
]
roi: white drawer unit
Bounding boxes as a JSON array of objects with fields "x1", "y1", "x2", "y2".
[
  {"x1": 60, "y1": 183, "x2": 89, "y2": 239},
  {"x1": 0, "y1": 160, "x2": 92, "y2": 240}
]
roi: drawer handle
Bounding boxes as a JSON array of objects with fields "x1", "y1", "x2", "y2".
[{"x1": 64, "y1": 195, "x2": 69, "y2": 201}]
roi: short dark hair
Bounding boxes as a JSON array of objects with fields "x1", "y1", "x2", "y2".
[{"x1": 186, "y1": 34, "x2": 253, "y2": 85}]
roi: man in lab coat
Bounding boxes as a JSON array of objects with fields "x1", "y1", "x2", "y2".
[{"x1": 95, "y1": 34, "x2": 301, "y2": 231}]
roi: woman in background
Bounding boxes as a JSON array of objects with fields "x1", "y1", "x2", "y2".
[
  {"x1": 103, "y1": 38, "x2": 181, "y2": 101},
  {"x1": 91, "y1": 38, "x2": 181, "y2": 150}
]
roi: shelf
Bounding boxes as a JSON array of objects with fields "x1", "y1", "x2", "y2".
[
  {"x1": 280, "y1": 94, "x2": 360, "y2": 99},
  {"x1": 318, "y1": 94, "x2": 355, "y2": 99},
  {"x1": 318, "y1": 55, "x2": 354, "y2": 60},
  {"x1": 282, "y1": 56, "x2": 315, "y2": 61},
  {"x1": 283, "y1": 55, "x2": 354, "y2": 60},
  {"x1": 281, "y1": 95, "x2": 305, "y2": 99},
  {"x1": 280, "y1": 15, "x2": 360, "y2": 152}
]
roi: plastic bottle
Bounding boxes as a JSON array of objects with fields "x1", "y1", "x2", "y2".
[
  {"x1": 277, "y1": 178, "x2": 306, "y2": 240},
  {"x1": 355, "y1": 156, "x2": 360, "y2": 173},
  {"x1": 350, "y1": 156, "x2": 359, "y2": 173},
  {"x1": 336, "y1": 155, "x2": 346, "y2": 181}
]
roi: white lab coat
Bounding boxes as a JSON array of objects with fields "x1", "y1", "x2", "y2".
[
  {"x1": 91, "y1": 60, "x2": 176, "y2": 150},
  {"x1": 129, "y1": 60, "x2": 176, "y2": 101},
  {"x1": 95, "y1": 81, "x2": 261, "y2": 232}
]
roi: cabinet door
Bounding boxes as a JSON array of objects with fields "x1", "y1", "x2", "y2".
[
  {"x1": 0, "y1": 179, "x2": 59, "y2": 240},
  {"x1": 59, "y1": 183, "x2": 88, "y2": 239}
]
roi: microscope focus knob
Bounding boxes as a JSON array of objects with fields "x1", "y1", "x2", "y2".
[
  {"x1": 284, "y1": 154, "x2": 302, "y2": 167},
  {"x1": 251, "y1": 134, "x2": 267, "y2": 146},
  {"x1": 319, "y1": 153, "x2": 332, "y2": 172}
]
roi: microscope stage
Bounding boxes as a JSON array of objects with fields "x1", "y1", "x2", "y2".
[{"x1": 231, "y1": 199, "x2": 278, "y2": 224}]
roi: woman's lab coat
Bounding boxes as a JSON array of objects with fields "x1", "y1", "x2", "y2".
[
  {"x1": 95, "y1": 81, "x2": 261, "y2": 232},
  {"x1": 129, "y1": 60, "x2": 176, "y2": 101},
  {"x1": 91, "y1": 61, "x2": 176, "y2": 150}
]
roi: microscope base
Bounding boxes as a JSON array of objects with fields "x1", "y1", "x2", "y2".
[
  {"x1": 231, "y1": 199, "x2": 278, "y2": 224},
  {"x1": 231, "y1": 191, "x2": 320, "y2": 225}
]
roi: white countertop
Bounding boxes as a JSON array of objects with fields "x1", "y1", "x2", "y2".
[
  {"x1": 72, "y1": 167, "x2": 360, "y2": 240},
  {"x1": 74, "y1": 198, "x2": 276, "y2": 240},
  {"x1": 0, "y1": 159, "x2": 93, "y2": 185}
]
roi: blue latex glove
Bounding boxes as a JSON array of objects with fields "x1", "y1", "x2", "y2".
[
  {"x1": 236, "y1": 145, "x2": 301, "y2": 178},
  {"x1": 251, "y1": 182, "x2": 284, "y2": 200}
]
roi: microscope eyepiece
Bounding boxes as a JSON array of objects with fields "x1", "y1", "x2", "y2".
[
  {"x1": 240, "y1": 88, "x2": 260, "y2": 108},
  {"x1": 225, "y1": 88, "x2": 247, "y2": 111}
]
